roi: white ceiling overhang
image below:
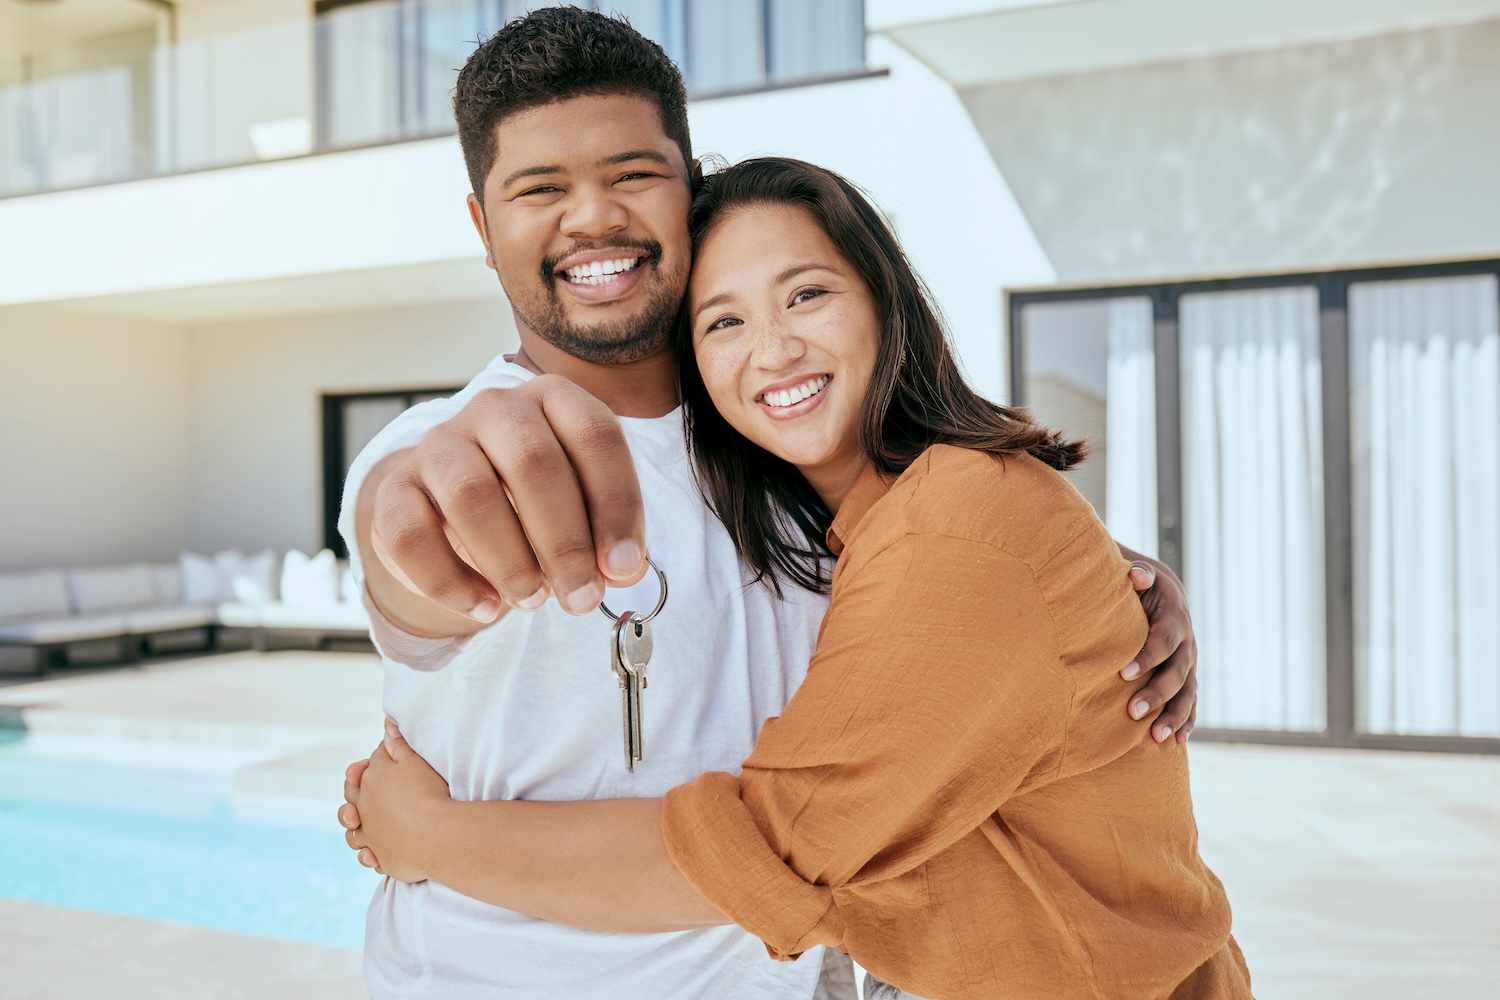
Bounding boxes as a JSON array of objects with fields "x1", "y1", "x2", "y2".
[{"x1": 867, "y1": 0, "x2": 1500, "y2": 87}]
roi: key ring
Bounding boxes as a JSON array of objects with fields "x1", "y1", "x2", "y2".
[{"x1": 597, "y1": 557, "x2": 668, "y2": 625}]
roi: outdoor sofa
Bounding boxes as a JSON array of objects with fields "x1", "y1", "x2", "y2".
[{"x1": 0, "y1": 548, "x2": 370, "y2": 674}]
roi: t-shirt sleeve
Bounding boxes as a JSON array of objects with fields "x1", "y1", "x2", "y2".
[{"x1": 660, "y1": 531, "x2": 1071, "y2": 959}]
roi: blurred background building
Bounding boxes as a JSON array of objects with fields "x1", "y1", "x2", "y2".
[{"x1": 1, "y1": 0, "x2": 1497, "y2": 752}]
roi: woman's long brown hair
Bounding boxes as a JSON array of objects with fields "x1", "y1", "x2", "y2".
[{"x1": 674, "y1": 157, "x2": 1086, "y2": 594}]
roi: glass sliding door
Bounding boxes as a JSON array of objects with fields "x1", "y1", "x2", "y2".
[
  {"x1": 1349, "y1": 275, "x2": 1500, "y2": 738},
  {"x1": 1179, "y1": 287, "x2": 1326, "y2": 732},
  {"x1": 1019, "y1": 297, "x2": 1159, "y2": 557}
]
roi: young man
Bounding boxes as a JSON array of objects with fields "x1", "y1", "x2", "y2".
[{"x1": 336, "y1": 9, "x2": 1197, "y2": 998}]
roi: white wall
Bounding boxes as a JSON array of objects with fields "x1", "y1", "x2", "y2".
[
  {"x1": 0, "y1": 306, "x2": 189, "y2": 572},
  {"x1": 0, "y1": 135, "x2": 478, "y2": 307},
  {"x1": 961, "y1": 16, "x2": 1500, "y2": 283},
  {"x1": 183, "y1": 300, "x2": 517, "y2": 556},
  {"x1": 690, "y1": 36, "x2": 1055, "y2": 399}
]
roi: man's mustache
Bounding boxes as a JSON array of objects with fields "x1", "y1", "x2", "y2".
[{"x1": 541, "y1": 239, "x2": 664, "y2": 284}]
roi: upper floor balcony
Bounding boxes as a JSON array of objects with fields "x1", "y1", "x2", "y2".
[{"x1": 0, "y1": 0, "x2": 867, "y2": 200}]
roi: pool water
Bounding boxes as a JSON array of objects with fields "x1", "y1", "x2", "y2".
[{"x1": 0, "y1": 736, "x2": 378, "y2": 949}]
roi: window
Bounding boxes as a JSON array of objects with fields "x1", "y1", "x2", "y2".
[
  {"x1": 314, "y1": 0, "x2": 869, "y2": 150},
  {"x1": 1011, "y1": 259, "x2": 1500, "y2": 753},
  {"x1": 1348, "y1": 274, "x2": 1500, "y2": 738},
  {"x1": 321, "y1": 388, "x2": 463, "y2": 557}
]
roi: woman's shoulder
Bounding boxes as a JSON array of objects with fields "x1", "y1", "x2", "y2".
[{"x1": 880, "y1": 444, "x2": 1104, "y2": 566}]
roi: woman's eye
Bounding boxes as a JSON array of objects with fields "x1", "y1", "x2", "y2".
[
  {"x1": 707, "y1": 316, "x2": 742, "y2": 332},
  {"x1": 791, "y1": 288, "x2": 826, "y2": 306}
]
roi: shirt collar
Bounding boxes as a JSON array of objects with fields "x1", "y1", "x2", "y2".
[{"x1": 826, "y1": 463, "x2": 896, "y2": 556}]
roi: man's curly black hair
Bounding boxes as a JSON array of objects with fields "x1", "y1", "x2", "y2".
[{"x1": 454, "y1": 6, "x2": 693, "y2": 203}]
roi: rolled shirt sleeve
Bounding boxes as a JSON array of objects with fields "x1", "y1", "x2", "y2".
[{"x1": 661, "y1": 530, "x2": 1075, "y2": 960}]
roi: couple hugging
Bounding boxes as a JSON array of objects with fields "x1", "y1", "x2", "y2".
[{"x1": 335, "y1": 8, "x2": 1252, "y2": 999}]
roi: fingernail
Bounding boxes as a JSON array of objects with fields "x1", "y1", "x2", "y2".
[
  {"x1": 1156, "y1": 725, "x2": 1173, "y2": 743},
  {"x1": 562, "y1": 581, "x2": 602, "y2": 615},
  {"x1": 510, "y1": 586, "x2": 547, "y2": 611},
  {"x1": 1122, "y1": 661, "x2": 1141, "y2": 680},
  {"x1": 469, "y1": 597, "x2": 501, "y2": 623},
  {"x1": 1131, "y1": 699, "x2": 1150, "y2": 720},
  {"x1": 338, "y1": 805, "x2": 352, "y2": 828},
  {"x1": 384, "y1": 718, "x2": 397, "y2": 735},
  {"x1": 605, "y1": 540, "x2": 643, "y2": 579}
]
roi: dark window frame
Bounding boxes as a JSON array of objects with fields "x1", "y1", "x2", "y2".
[
  {"x1": 321, "y1": 387, "x2": 464, "y2": 558},
  {"x1": 1008, "y1": 257, "x2": 1500, "y2": 755}
]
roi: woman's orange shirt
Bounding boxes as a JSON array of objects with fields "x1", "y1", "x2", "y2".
[{"x1": 661, "y1": 445, "x2": 1252, "y2": 1000}]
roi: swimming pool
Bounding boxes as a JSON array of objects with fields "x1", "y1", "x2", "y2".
[{"x1": 0, "y1": 734, "x2": 378, "y2": 950}]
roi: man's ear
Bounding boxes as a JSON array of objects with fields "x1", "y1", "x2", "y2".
[{"x1": 467, "y1": 192, "x2": 496, "y2": 270}]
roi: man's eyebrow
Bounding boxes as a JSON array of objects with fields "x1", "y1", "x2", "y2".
[
  {"x1": 600, "y1": 149, "x2": 673, "y2": 168},
  {"x1": 502, "y1": 164, "x2": 563, "y2": 188}
]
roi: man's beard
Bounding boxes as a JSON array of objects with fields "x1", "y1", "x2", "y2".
[{"x1": 514, "y1": 238, "x2": 682, "y2": 366}]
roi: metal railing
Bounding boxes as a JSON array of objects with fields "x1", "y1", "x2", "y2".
[{"x1": 0, "y1": 0, "x2": 865, "y2": 200}]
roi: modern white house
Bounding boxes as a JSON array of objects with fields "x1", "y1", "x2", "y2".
[{"x1": 1, "y1": 0, "x2": 1496, "y2": 752}]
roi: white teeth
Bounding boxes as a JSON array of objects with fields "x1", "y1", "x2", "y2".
[
  {"x1": 761, "y1": 375, "x2": 830, "y2": 409},
  {"x1": 563, "y1": 257, "x2": 641, "y2": 282}
]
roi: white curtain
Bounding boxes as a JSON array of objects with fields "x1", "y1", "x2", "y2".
[
  {"x1": 1103, "y1": 298, "x2": 1159, "y2": 558},
  {"x1": 1351, "y1": 275, "x2": 1500, "y2": 737},
  {"x1": 1181, "y1": 287, "x2": 1326, "y2": 732}
]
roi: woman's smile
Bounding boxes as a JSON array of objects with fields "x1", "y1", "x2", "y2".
[{"x1": 757, "y1": 373, "x2": 833, "y2": 419}]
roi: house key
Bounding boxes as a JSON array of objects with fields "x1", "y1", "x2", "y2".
[
  {"x1": 609, "y1": 611, "x2": 644, "y2": 769},
  {"x1": 612, "y1": 612, "x2": 653, "y2": 770},
  {"x1": 600, "y1": 559, "x2": 668, "y2": 772}
]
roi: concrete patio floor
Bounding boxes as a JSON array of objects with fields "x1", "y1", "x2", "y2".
[{"x1": 0, "y1": 651, "x2": 1496, "y2": 999}]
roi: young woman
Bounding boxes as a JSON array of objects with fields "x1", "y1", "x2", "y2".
[{"x1": 344, "y1": 158, "x2": 1252, "y2": 1000}]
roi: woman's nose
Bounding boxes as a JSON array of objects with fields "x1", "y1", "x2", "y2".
[{"x1": 751, "y1": 320, "x2": 807, "y2": 371}]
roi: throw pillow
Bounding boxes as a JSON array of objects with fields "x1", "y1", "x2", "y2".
[
  {"x1": 179, "y1": 552, "x2": 221, "y2": 606},
  {"x1": 229, "y1": 549, "x2": 279, "y2": 604},
  {"x1": 280, "y1": 549, "x2": 340, "y2": 607}
]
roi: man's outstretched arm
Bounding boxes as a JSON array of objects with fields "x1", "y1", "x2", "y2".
[{"x1": 351, "y1": 375, "x2": 650, "y2": 639}]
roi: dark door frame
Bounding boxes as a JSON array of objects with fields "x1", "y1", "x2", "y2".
[
  {"x1": 321, "y1": 387, "x2": 464, "y2": 558},
  {"x1": 1007, "y1": 257, "x2": 1500, "y2": 755}
]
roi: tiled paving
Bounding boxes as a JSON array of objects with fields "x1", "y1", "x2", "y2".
[{"x1": 1, "y1": 652, "x2": 1497, "y2": 999}]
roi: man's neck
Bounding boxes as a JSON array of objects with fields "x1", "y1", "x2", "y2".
[{"x1": 510, "y1": 327, "x2": 681, "y2": 418}]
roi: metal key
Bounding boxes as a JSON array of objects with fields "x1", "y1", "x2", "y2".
[
  {"x1": 599, "y1": 559, "x2": 667, "y2": 772},
  {"x1": 609, "y1": 611, "x2": 642, "y2": 770},
  {"x1": 616, "y1": 615, "x2": 654, "y2": 768}
]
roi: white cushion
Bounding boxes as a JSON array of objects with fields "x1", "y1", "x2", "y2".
[
  {"x1": 0, "y1": 570, "x2": 72, "y2": 619},
  {"x1": 0, "y1": 613, "x2": 127, "y2": 644},
  {"x1": 228, "y1": 549, "x2": 279, "y2": 604},
  {"x1": 280, "y1": 549, "x2": 340, "y2": 607},
  {"x1": 180, "y1": 552, "x2": 221, "y2": 605},
  {"x1": 68, "y1": 563, "x2": 156, "y2": 613},
  {"x1": 151, "y1": 563, "x2": 183, "y2": 605},
  {"x1": 214, "y1": 602, "x2": 264, "y2": 628},
  {"x1": 339, "y1": 563, "x2": 357, "y2": 604},
  {"x1": 213, "y1": 549, "x2": 245, "y2": 603},
  {"x1": 257, "y1": 601, "x2": 369, "y2": 631},
  {"x1": 125, "y1": 605, "x2": 216, "y2": 633}
]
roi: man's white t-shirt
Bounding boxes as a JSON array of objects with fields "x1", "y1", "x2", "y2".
[{"x1": 338, "y1": 357, "x2": 834, "y2": 1000}]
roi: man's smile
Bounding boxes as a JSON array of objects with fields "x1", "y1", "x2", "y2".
[{"x1": 545, "y1": 243, "x2": 663, "y2": 304}]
